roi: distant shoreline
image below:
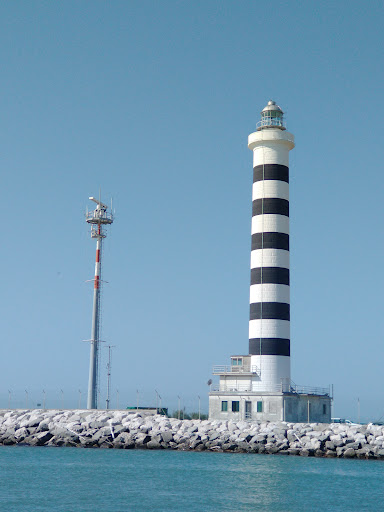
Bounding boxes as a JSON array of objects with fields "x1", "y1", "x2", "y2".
[{"x1": 0, "y1": 409, "x2": 383, "y2": 459}]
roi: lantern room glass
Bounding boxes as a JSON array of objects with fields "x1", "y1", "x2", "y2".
[{"x1": 259, "y1": 110, "x2": 285, "y2": 128}]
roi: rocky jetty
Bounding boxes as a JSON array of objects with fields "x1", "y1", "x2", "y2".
[{"x1": 0, "y1": 409, "x2": 383, "y2": 459}]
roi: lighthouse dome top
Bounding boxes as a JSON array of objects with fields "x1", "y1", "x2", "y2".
[
  {"x1": 261, "y1": 100, "x2": 283, "y2": 113},
  {"x1": 257, "y1": 100, "x2": 286, "y2": 131}
]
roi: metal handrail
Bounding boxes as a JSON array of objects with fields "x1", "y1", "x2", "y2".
[
  {"x1": 212, "y1": 365, "x2": 260, "y2": 375},
  {"x1": 288, "y1": 384, "x2": 330, "y2": 396},
  {"x1": 86, "y1": 211, "x2": 114, "y2": 224},
  {"x1": 256, "y1": 117, "x2": 286, "y2": 129},
  {"x1": 211, "y1": 384, "x2": 253, "y2": 392},
  {"x1": 210, "y1": 382, "x2": 330, "y2": 396}
]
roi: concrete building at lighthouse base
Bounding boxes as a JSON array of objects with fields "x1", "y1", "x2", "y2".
[{"x1": 208, "y1": 356, "x2": 332, "y2": 423}]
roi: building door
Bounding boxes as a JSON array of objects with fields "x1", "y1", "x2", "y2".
[{"x1": 245, "y1": 401, "x2": 252, "y2": 420}]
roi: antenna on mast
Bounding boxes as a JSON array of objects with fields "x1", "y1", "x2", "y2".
[
  {"x1": 105, "y1": 345, "x2": 116, "y2": 410},
  {"x1": 85, "y1": 195, "x2": 114, "y2": 409}
]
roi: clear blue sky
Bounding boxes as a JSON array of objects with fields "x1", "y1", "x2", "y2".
[{"x1": 0, "y1": 0, "x2": 383, "y2": 421}]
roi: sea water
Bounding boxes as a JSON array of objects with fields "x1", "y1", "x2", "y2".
[{"x1": 0, "y1": 446, "x2": 383, "y2": 511}]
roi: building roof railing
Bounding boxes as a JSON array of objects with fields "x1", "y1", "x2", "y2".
[
  {"x1": 212, "y1": 365, "x2": 260, "y2": 376},
  {"x1": 256, "y1": 117, "x2": 286, "y2": 131},
  {"x1": 86, "y1": 210, "x2": 114, "y2": 225},
  {"x1": 288, "y1": 384, "x2": 331, "y2": 397},
  {"x1": 210, "y1": 382, "x2": 331, "y2": 397}
]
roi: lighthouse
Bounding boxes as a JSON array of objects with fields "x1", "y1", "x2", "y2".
[
  {"x1": 208, "y1": 101, "x2": 332, "y2": 422},
  {"x1": 248, "y1": 100, "x2": 293, "y2": 392}
]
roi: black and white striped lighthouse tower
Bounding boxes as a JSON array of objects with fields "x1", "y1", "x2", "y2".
[
  {"x1": 209, "y1": 101, "x2": 332, "y2": 421},
  {"x1": 248, "y1": 100, "x2": 295, "y2": 392}
]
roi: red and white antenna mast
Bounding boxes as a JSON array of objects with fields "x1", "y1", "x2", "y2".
[{"x1": 85, "y1": 196, "x2": 114, "y2": 409}]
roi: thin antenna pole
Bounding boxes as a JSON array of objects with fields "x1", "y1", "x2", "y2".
[
  {"x1": 106, "y1": 346, "x2": 111, "y2": 410},
  {"x1": 43, "y1": 390, "x2": 46, "y2": 409},
  {"x1": 105, "y1": 345, "x2": 115, "y2": 410},
  {"x1": 357, "y1": 397, "x2": 360, "y2": 424},
  {"x1": 116, "y1": 389, "x2": 119, "y2": 409},
  {"x1": 25, "y1": 390, "x2": 29, "y2": 409},
  {"x1": 8, "y1": 390, "x2": 11, "y2": 409},
  {"x1": 78, "y1": 389, "x2": 82, "y2": 409},
  {"x1": 155, "y1": 390, "x2": 159, "y2": 413}
]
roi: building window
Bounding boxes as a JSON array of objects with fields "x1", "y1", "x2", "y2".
[
  {"x1": 231, "y1": 358, "x2": 243, "y2": 366},
  {"x1": 257, "y1": 401, "x2": 263, "y2": 413},
  {"x1": 232, "y1": 401, "x2": 240, "y2": 412},
  {"x1": 323, "y1": 403, "x2": 327, "y2": 415},
  {"x1": 221, "y1": 401, "x2": 228, "y2": 412}
]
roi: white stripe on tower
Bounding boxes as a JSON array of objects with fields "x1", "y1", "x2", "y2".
[
  {"x1": 248, "y1": 100, "x2": 295, "y2": 392},
  {"x1": 252, "y1": 180, "x2": 289, "y2": 201},
  {"x1": 252, "y1": 215, "x2": 289, "y2": 235},
  {"x1": 250, "y1": 249, "x2": 290, "y2": 268}
]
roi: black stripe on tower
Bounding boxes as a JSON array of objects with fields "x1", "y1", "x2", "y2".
[
  {"x1": 253, "y1": 164, "x2": 289, "y2": 183},
  {"x1": 249, "y1": 338, "x2": 290, "y2": 356},
  {"x1": 252, "y1": 232, "x2": 289, "y2": 251},
  {"x1": 252, "y1": 198, "x2": 289, "y2": 216},
  {"x1": 250, "y1": 302, "x2": 290, "y2": 321},
  {"x1": 251, "y1": 267, "x2": 290, "y2": 285}
]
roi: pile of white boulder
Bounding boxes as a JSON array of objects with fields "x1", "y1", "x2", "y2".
[{"x1": 0, "y1": 409, "x2": 383, "y2": 459}]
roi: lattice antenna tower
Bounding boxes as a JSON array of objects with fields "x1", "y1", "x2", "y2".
[{"x1": 85, "y1": 196, "x2": 114, "y2": 409}]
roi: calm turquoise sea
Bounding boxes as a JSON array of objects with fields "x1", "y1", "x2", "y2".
[{"x1": 0, "y1": 446, "x2": 382, "y2": 511}]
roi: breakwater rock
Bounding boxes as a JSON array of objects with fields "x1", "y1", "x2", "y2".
[{"x1": 0, "y1": 409, "x2": 383, "y2": 459}]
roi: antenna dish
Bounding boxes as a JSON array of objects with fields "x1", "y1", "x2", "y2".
[
  {"x1": 86, "y1": 197, "x2": 114, "y2": 229},
  {"x1": 89, "y1": 197, "x2": 108, "y2": 209}
]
